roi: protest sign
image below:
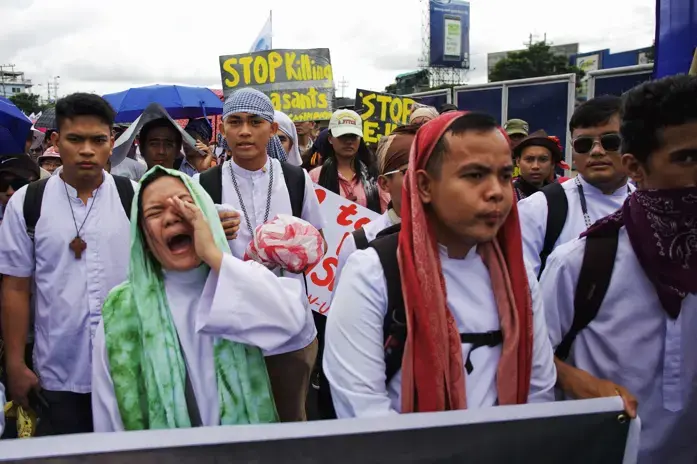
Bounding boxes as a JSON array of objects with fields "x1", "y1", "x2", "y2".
[
  {"x1": 219, "y1": 48, "x2": 334, "y2": 122},
  {"x1": 355, "y1": 89, "x2": 417, "y2": 143},
  {"x1": 304, "y1": 185, "x2": 380, "y2": 314},
  {"x1": 0, "y1": 398, "x2": 639, "y2": 463}
]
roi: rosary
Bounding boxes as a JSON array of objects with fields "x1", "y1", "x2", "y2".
[{"x1": 64, "y1": 181, "x2": 101, "y2": 259}]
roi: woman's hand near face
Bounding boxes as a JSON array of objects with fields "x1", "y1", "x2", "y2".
[{"x1": 169, "y1": 196, "x2": 223, "y2": 273}]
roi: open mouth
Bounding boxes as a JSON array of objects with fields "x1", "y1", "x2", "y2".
[{"x1": 167, "y1": 233, "x2": 193, "y2": 254}]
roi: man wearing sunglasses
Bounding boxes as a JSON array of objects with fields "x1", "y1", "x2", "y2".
[
  {"x1": 540, "y1": 74, "x2": 697, "y2": 464},
  {"x1": 0, "y1": 155, "x2": 40, "y2": 225},
  {"x1": 517, "y1": 96, "x2": 634, "y2": 277}
]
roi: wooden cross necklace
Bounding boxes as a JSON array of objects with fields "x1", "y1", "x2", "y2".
[{"x1": 63, "y1": 180, "x2": 101, "y2": 259}]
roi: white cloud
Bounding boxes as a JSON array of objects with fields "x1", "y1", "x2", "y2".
[{"x1": 0, "y1": 0, "x2": 655, "y2": 100}]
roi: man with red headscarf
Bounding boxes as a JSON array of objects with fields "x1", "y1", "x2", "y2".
[{"x1": 323, "y1": 112, "x2": 556, "y2": 417}]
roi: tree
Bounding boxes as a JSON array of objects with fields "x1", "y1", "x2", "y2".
[
  {"x1": 490, "y1": 40, "x2": 584, "y2": 83},
  {"x1": 9, "y1": 92, "x2": 44, "y2": 114}
]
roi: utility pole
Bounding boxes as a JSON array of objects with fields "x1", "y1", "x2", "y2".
[
  {"x1": 47, "y1": 76, "x2": 60, "y2": 102},
  {"x1": 337, "y1": 76, "x2": 349, "y2": 98}
]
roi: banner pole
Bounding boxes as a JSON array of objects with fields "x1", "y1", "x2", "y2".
[{"x1": 269, "y1": 10, "x2": 273, "y2": 49}]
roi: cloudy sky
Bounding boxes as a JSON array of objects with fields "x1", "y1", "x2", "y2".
[{"x1": 0, "y1": 0, "x2": 655, "y2": 100}]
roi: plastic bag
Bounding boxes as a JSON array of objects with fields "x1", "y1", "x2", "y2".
[
  {"x1": 4, "y1": 401, "x2": 37, "y2": 438},
  {"x1": 244, "y1": 214, "x2": 324, "y2": 273}
]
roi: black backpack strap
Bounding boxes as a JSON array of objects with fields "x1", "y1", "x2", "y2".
[
  {"x1": 280, "y1": 162, "x2": 306, "y2": 218},
  {"x1": 538, "y1": 182, "x2": 569, "y2": 278},
  {"x1": 23, "y1": 178, "x2": 50, "y2": 241},
  {"x1": 352, "y1": 228, "x2": 369, "y2": 250},
  {"x1": 555, "y1": 229, "x2": 620, "y2": 361},
  {"x1": 112, "y1": 175, "x2": 134, "y2": 221},
  {"x1": 460, "y1": 331, "x2": 503, "y2": 374},
  {"x1": 199, "y1": 164, "x2": 223, "y2": 204},
  {"x1": 369, "y1": 224, "x2": 405, "y2": 384}
]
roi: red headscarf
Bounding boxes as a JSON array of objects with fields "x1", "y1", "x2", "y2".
[{"x1": 397, "y1": 112, "x2": 533, "y2": 413}]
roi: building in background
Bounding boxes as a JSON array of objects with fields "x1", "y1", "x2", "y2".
[
  {"x1": 0, "y1": 69, "x2": 33, "y2": 98},
  {"x1": 487, "y1": 44, "x2": 580, "y2": 82},
  {"x1": 385, "y1": 69, "x2": 430, "y2": 95}
]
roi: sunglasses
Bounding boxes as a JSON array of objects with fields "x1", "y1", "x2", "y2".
[
  {"x1": 572, "y1": 133, "x2": 621, "y2": 154},
  {"x1": 383, "y1": 167, "x2": 408, "y2": 177},
  {"x1": 0, "y1": 176, "x2": 33, "y2": 192}
]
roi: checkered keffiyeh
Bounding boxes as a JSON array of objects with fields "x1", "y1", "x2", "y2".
[{"x1": 222, "y1": 88, "x2": 287, "y2": 162}]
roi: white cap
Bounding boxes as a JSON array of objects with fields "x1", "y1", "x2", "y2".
[{"x1": 328, "y1": 110, "x2": 363, "y2": 138}]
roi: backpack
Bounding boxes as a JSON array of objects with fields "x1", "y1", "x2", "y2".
[
  {"x1": 24, "y1": 175, "x2": 134, "y2": 240},
  {"x1": 538, "y1": 182, "x2": 568, "y2": 278},
  {"x1": 198, "y1": 162, "x2": 305, "y2": 218},
  {"x1": 554, "y1": 228, "x2": 619, "y2": 360},
  {"x1": 351, "y1": 227, "x2": 369, "y2": 251}
]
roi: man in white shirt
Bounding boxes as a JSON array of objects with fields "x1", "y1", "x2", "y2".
[
  {"x1": 541, "y1": 75, "x2": 697, "y2": 464},
  {"x1": 0, "y1": 93, "x2": 135, "y2": 435},
  {"x1": 198, "y1": 88, "x2": 324, "y2": 422},
  {"x1": 324, "y1": 112, "x2": 556, "y2": 418},
  {"x1": 517, "y1": 96, "x2": 634, "y2": 277}
]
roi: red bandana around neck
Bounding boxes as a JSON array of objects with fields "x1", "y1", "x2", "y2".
[
  {"x1": 397, "y1": 112, "x2": 533, "y2": 413},
  {"x1": 583, "y1": 187, "x2": 697, "y2": 318}
]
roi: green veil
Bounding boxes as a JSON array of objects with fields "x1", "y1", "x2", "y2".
[{"x1": 101, "y1": 166, "x2": 278, "y2": 430}]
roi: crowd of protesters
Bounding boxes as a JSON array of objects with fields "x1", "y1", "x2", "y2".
[{"x1": 0, "y1": 74, "x2": 696, "y2": 464}]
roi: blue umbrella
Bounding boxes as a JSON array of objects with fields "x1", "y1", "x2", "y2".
[
  {"x1": 103, "y1": 84, "x2": 223, "y2": 123},
  {"x1": 0, "y1": 96, "x2": 32, "y2": 156}
]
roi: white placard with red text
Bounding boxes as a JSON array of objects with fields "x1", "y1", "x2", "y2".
[{"x1": 304, "y1": 185, "x2": 380, "y2": 315}]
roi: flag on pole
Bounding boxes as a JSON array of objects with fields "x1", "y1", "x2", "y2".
[{"x1": 249, "y1": 12, "x2": 272, "y2": 53}]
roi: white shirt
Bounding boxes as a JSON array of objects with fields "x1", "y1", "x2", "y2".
[
  {"x1": 0, "y1": 382, "x2": 5, "y2": 436},
  {"x1": 517, "y1": 176, "x2": 634, "y2": 276},
  {"x1": 335, "y1": 210, "x2": 398, "y2": 286},
  {"x1": 540, "y1": 229, "x2": 697, "y2": 464},
  {"x1": 111, "y1": 157, "x2": 147, "y2": 181},
  {"x1": 196, "y1": 157, "x2": 324, "y2": 355},
  {"x1": 92, "y1": 254, "x2": 308, "y2": 432},
  {"x1": 0, "y1": 173, "x2": 136, "y2": 393},
  {"x1": 323, "y1": 245, "x2": 556, "y2": 418}
]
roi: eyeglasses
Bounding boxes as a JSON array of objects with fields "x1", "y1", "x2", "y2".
[
  {"x1": 383, "y1": 167, "x2": 408, "y2": 177},
  {"x1": 572, "y1": 133, "x2": 621, "y2": 154},
  {"x1": 0, "y1": 176, "x2": 33, "y2": 192}
]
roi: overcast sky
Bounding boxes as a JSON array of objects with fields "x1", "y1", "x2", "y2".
[{"x1": 0, "y1": 0, "x2": 655, "y2": 101}]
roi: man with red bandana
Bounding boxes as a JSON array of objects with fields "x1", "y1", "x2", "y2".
[
  {"x1": 541, "y1": 75, "x2": 697, "y2": 464},
  {"x1": 323, "y1": 112, "x2": 556, "y2": 417}
]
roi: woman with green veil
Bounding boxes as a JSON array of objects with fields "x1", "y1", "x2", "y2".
[{"x1": 91, "y1": 166, "x2": 307, "y2": 431}]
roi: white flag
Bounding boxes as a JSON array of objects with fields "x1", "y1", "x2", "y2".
[{"x1": 249, "y1": 13, "x2": 272, "y2": 52}]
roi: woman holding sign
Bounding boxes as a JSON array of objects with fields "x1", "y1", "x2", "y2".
[{"x1": 309, "y1": 110, "x2": 387, "y2": 214}]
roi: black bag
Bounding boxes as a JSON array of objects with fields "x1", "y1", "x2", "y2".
[
  {"x1": 537, "y1": 182, "x2": 569, "y2": 278},
  {"x1": 554, "y1": 228, "x2": 619, "y2": 360}
]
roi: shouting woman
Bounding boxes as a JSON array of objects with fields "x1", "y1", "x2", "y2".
[{"x1": 91, "y1": 167, "x2": 309, "y2": 431}]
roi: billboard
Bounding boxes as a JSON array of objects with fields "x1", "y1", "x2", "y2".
[
  {"x1": 655, "y1": 0, "x2": 697, "y2": 77},
  {"x1": 429, "y1": 0, "x2": 470, "y2": 69},
  {"x1": 354, "y1": 89, "x2": 417, "y2": 143},
  {"x1": 576, "y1": 53, "x2": 601, "y2": 100},
  {"x1": 219, "y1": 48, "x2": 334, "y2": 122}
]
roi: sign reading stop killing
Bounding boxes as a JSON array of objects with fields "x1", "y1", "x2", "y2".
[
  {"x1": 355, "y1": 89, "x2": 417, "y2": 143},
  {"x1": 219, "y1": 48, "x2": 335, "y2": 122}
]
